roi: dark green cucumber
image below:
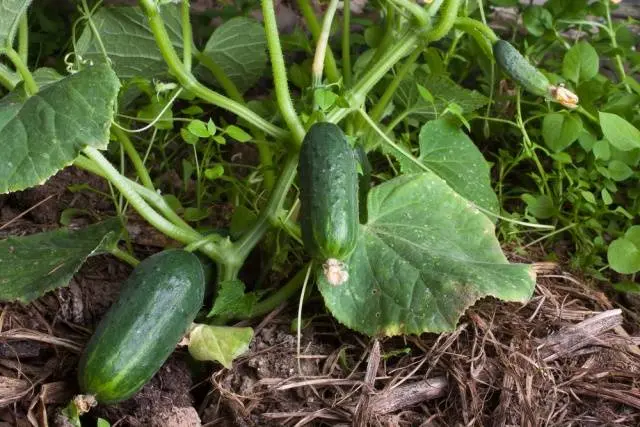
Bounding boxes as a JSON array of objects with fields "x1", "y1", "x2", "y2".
[
  {"x1": 493, "y1": 40, "x2": 551, "y2": 98},
  {"x1": 298, "y1": 122, "x2": 359, "y2": 261},
  {"x1": 77, "y1": 249, "x2": 205, "y2": 404}
]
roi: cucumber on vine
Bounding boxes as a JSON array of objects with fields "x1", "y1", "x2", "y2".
[
  {"x1": 493, "y1": 39, "x2": 551, "y2": 98},
  {"x1": 298, "y1": 122, "x2": 359, "y2": 286},
  {"x1": 77, "y1": 249, "x2": 205, "y2": 404}
]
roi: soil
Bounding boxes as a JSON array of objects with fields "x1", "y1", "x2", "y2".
[{"x1": 2, "y1": 167, "x2": 640, "y2": 427}]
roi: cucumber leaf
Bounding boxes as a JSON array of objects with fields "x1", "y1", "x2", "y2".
[
  {"x1": 395, "y1": 118, "x2": 500, "y2": 216},
  {"x1": 318, "y1": 173, "x2": 535, "y2": 336},
  {"x1": 0, "y1": 218, "x2": 122, "y2": 303},
  {"x1": 394, "y1": 72, "x2": 488, "y2": 119},
  {"x1": 197, "y1": 17, "x2": 267, "y2": 94},
  {"x1": 75, "y1": 5, "x2": 182, "y2": 80},
  {"x1": 188, "y1": 324, "x2": 253, "y2": 368},
  {"x1": 0, "y1": 64, "x2": 119, "y2": 193},
  {"x1": 0, "y1": 0, "x2": 32, "y2": 52}
]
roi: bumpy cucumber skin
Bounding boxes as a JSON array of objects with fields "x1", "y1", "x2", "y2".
[
  {"x1": 77, "y1": 249, "x2": 205, "y2": 404},
  {"x1": 299, "y1": 122, "x2": 359, "y2": 261},
  {"x1": 493, "y1": 40, "x2": 551, "y2": 98}
]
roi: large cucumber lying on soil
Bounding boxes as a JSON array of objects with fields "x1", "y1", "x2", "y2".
[{"x1": 77, "y1": 249, "x2": 205, "y2": 403}]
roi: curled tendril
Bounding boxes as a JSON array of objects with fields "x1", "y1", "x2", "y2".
[
  {"x1": 63, "y1": 53, "x2": 97, "y2": 74},
  {"x1": 550, "y1": 84, "x2": 579, "y2": 109}
]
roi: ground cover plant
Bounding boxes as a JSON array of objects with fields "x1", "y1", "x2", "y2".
[{"x1": 0, "y1": 0, "x2": 639, "y2": 424}]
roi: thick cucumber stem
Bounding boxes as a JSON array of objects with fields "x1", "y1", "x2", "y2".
[{"x1": 312, "y1": 0, "x2": 340, "y2": 88}]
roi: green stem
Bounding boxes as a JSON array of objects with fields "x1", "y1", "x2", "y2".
[
  {"x1": 370, "y1": 49, "x2": 421, "y2": 123},
  {"x1": 425, "y1": 0, "x2": 462, "y2": 43},
  {"x1": 312, "y1": 0, "x2": 340, "y2": 88},
  {"x1": 389, "y1": 0, "x2": 429, "y2": 27},
  {"x1": 113, "y1": 126, "x2": 154, "y2": 190},
  {"x1": 75, "y1": 155, "x2": 199, "y2": 233},
  {"x1": 604, "y1": 0, "x2": 630, "y2": 92},
  {"x1": 5, "y1": 48, "x2": 37, "y2": 95},
  {"x1": 181, "y1": 0, "x2": 192, "y2": 72},
  {"x1": 262, "y1": 0, "x2": 306, "y2": 144},
  {"x1": 515, "y1": 90, "x2": 550, "y2": 195},
  {"x1": 82, "y1": 147, "x2": 231, "y2": 264},
  {"x1": 256, "y1": 140, "x2": 275, "y2": 191},
  {"x1": 244, "y1": 265, "x2": 310, "y2": 319},
  {"x1": 110, "y1": 247, "x2": 140, "y2": 267},
  {"x1": 234, "y1": 154, "x2": 298, "y2": 261},
  {"x1": 138, "y1": 0, "x2": 288, "y2": 142},
  {"x1": 193, "y1": 50, "x2": 244, "y2": 103},
  {"x1": 453, "y1": 17, "x2": 498, "y2": 44},
  {"x1": 18, "y1": 14, "x2": 28, "y2": 64},
  {"x1": 326, "y1": 31, "x2": 418, "y2": 125},
  {"x1": 342, "y1": 0, "x2": 352, "y2": 88},
  {"x1": 295, "y1": 0, "x2": 341, "y2": 83},
  {"x1": 577, "y1": 106, "x2": 599, "y2": 125},
  {"x1": 367, "y1": 5, "x2": 396, "y2": 70}
]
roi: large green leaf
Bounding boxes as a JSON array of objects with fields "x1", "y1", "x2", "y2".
[
  {"x1": 318, "y1": 173, "x2": 535, "y2": 336},
  {"x1": 396, "y1": 118, "x2": 499, "y2": 215},
  {"x1": 0, "y1": 0, "x2": 31, "y2": 51},
  {"x1": 198, "y1": 17, "x2": 267, "y2": 94},
  {"x1": 0, "y1": 219, "x2": 122, "y2": 303},
  {"x1": 75, "y1": 5, "x2": 182, "y2": 80},
  {"x1": 394, "y1": 72, "x2": 488, "y2": 118},
  {"x1": 599, "y1": 112, "x2": 640, "y2": 151},
  {"x1": 0, "y1": 64, "x2": 119, "y2": 193}
]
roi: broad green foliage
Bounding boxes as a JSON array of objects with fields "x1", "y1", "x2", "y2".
[
  {"x1": 0, "y1": 0, "x2": 31, "y2": 51},
  {"x1": 76, "y1": 5, "x2": 182, "y2": 80},
  {"x1": 188, "y1": 324, "x2": 253, "y2": 368},
  {"x1": 208, "y1": 280, "x2": 257, "y2": 318},
  {"x1": 198, "y1": 17, "x2": 267, "y2": 94},
  {"x1": 0, "y1": 219, "x2": 122, "y2": 302},
  {"x1": 394, "y1": 72, "x2": 488, "y2": 118},
  {"x1": 599, "y1": 112, "x2": 640, "y2": 151},
  {"x1": 318, "y1": 173, "x2": 535, "y2": 336},
  {"x1": 608, "y1": 226, "x2": 640, "y2": 274},
  {"x1": 0, "y1": 64, "x2": 119, "y2": 193},
  {"x1": 542, "y1": 112, "x2": 583, "y2": 152},
  {"x1": 562, "y1": 42, "x2": 599, "y2": 84},
  {"x1": 397, "y1": 118, "x2": 500, "y2": 216}
]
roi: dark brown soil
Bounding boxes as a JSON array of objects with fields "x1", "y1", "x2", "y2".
[{"x1": 2, "y1": 168, "x2": 640, "y2": 427}]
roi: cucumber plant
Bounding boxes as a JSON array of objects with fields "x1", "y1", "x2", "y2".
[{"x1": 2, "y1": 0, "x2": 633, "y2": 408}]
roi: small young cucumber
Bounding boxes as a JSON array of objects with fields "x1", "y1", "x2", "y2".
[
  {"x1": 493, "y1": 39, "x2": 551, "y2": 98},
  {"x1": 298, "y1": 122, "x2": 359, "y2": 279},
  {"x1": 77, "y1": 249, "x2": 205, "y2": 404}
]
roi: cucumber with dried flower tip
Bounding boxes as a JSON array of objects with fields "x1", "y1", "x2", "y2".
[
  {"x1": 493, "y1": 39, "x2": 551, "y2": 98},
  {"x1": 298, "y1": 122, "x2": 359, "y2": 284},
  {"x1": 77, "y1": 249, "x2": 205, "y2": 403}
]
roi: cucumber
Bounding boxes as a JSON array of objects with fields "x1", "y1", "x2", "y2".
[
  {"x1": 77, "y1": 249, "x2": 205, "y2": 404},
  {"x1": 493, "y1": 40, "x2": 551, "y2": 98},
  {"x1": 298, "y1": 122, "x2": 359, "y2": 275}
]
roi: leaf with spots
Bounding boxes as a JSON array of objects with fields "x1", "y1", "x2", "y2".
[
  {"x1": 392, "y1": 118, "x2": 500, "y2": 216},
  {"x1": 317, "y1": 173, "x2": 535, "y2": 336},
  {"x1": 0, "y1": 64, "x2": 120, "y2": 193},
  {"x1": 0, "y1": 218, "x2": 122, "y2": 303}
]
